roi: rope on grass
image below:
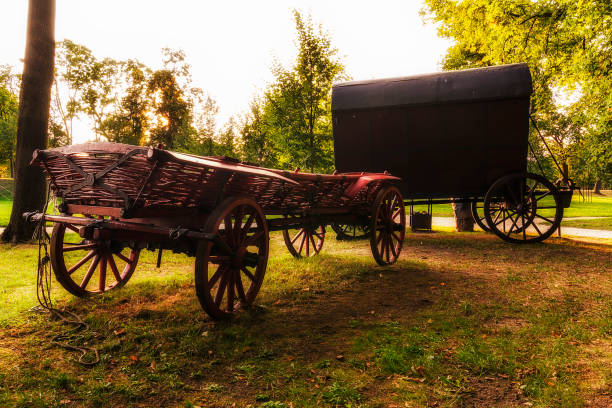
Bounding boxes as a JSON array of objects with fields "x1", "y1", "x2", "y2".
[{"x1": 33, "y1": 189, "x2": 100, "y2": 366}]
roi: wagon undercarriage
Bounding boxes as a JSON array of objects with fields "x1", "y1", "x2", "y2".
[{"x1": 26, "y1": 142, "x2": 406, "y2": 319}]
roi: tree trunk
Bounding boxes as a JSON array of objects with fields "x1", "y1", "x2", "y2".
[
  {"x1": 1, "y1": 0, "x2": 55, "y2": 243},
  {"x1": 452, "y1": 200, "x2": 474, "y2": 232},
  {"x1": 593, "y1": 179, "x2": 601, "y2": 195}
]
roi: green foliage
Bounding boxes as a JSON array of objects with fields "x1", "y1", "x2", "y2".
[
  {"x1": 51, "y1": 43, "x2": 222, "y2": 154},
  {"x1": 321, "y1": 382, "x2": 362, "y2": 406},
  {"x1": 99, "y1": 60, "x2": 151, "y2": 145},
  {"x1": 422, "y1": 0, "x2": 612, "y2": 188},
  {"x1": 262, "y1": 10, "x2": 345, "y2": 173},
  {"x1": 216, "y1": 117, "x2": 238, "y2": 158},
  {"x1": 238, "y1": 98, "x2": 279, "y2": 167},
  {"x1": 0, "y1": 68, "x2": 18, "y2": 177},
  {"x1": 56, "y1": 39, "x2": 120, "y2": 142},
  {"x1": 260, "y1": 402, "x2": 288, "y2": 408},
  {"x1": 147, "y1": 69, "x2": 191, "y2": 150}
]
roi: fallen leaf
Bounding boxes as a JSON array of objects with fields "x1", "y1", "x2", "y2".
[
  {"x1": 113, "y1": 328, "x2": 126, "y2": 336},
  {"x1": 202, "y1": 331, "x2": 209, "y2": 337},
  {"x1": 287, "y1": 356, "x2": 295, "y2": 361},
  {"x1": 402, "y1": 377, "x2": 422, "y2": 382},
  {"x1": 129, "y1": 355, "x2": 139, "y2": 362},
  {"x1": 440, "y1": 282, "x2": 446, "y2": 286},
  {"x1": 336, "y1": 354, "x2": 344, "y2": 361}
]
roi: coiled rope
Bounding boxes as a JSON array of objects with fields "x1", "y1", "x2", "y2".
[{"x1": 32, "y1": 189, "x2": 99, "y2": 366}]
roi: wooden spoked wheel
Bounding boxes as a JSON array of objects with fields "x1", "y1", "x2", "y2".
[
  {"x1": 195, "y1": 197, "x2": 269, "y2": 319},
  {"x1": 370, "y1": 186, "x2": 406, "y2": 265},
  {"x1": 331, "y1": 223, "x2": 370, "y2": 240},
  {"x1": 49, "y1": 222, "x2": 140, "y2": 297},
  {"x1": 471, "y1": 201, "x2": 491, "y2": 232},
  {"x1": 282, "y1": 224, "x2": 325, "y2": 258},
  {"x1": 484, "y1": 172, "x2": 563, "y2": 244}
]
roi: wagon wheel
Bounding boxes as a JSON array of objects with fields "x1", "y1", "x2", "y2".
[
  {"x1": 473, "y1": 200, "x2": 533, "y2": 234},
  {"x1": 370, "y1": 186, "x2": 406, "y2": 265},
  {"x1": 282, "y1": 222, "x2": 325, "y2": 258},
  {"x1": 331, "y1": 223, "x2": 370, "y2": 240},
  {"x1": 195, "y1": 197, "x2": 269, "y2": 319},
  {"x1": 49, "y1": 222, "x2": 140, "y2": 297},
  {"x1": 484, "y1": 172, "x2": 563, "y2": 244},
  {"x1": 471, "y1": 201, "x2": 490, "y2": 232}
]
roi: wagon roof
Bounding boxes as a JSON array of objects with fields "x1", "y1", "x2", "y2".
[{"x1": 331, "y1": 63, "x2": 532, "y2": 111}]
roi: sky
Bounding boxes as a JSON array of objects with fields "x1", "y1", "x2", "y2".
[{"x1": 1, "y1": 0, "x2": 451, "y2": 143}]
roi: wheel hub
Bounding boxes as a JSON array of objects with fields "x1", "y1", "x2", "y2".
[{"x1": 232, "y1": 246, "x2": 247, "y2": 268}]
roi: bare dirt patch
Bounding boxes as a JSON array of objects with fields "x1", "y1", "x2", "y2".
[{"x1": 460, "y1": 376, "x2": 526, "y2": 407}]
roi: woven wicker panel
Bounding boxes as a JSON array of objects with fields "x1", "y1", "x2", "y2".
[{"x1": 40, "y1": 149, "x2": 391, "y2": 214}]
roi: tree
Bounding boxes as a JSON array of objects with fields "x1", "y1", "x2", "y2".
[
  {"x1": 238, "y1": 97, "x2": 278, "y2": 167},
  {"x1": 100, "y1": 60, "x2": 151, "y2": 145},
  {"x1": 55, "y1": 40, "x2": 119, "y2": 142},
  {"x1": 422, "y1": 0, "x2": 612, "y2": 188},
  {"x1": 265, "y1": 10, "x2": 345, "y2": 173},
  {"x1": 191, "y1": 90, "x2": 219, "y2": 156},
  {"x1": 217, "y1": 117, "x2": 238, "y2": 158},
  {"x1": 0, "y1": 87, "x2": 18, "y2": 177},
  {"x1": 147, "y1": 48, "x2": 218, "y2": 152},
  {"x1": 0, "y1": 68, "x2": 19, "y2": 177},
  {"x1": 147, "y1": 69, "x2": 191, "y2": 150},
  {"x1": 2, "y1": 0, "x2": 55, "y2": 243}
]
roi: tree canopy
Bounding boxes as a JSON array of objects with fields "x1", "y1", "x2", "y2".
[
  {"x1": 0, "y1": 69, "x2": 18, "y2": 176},
  {"x1": 262, "y1": 10, "x2": 345, "y2": 173}
]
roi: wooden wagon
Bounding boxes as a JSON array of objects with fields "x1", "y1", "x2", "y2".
[
  {"x1": 332, "y1": 63, "x2": 572, "y2": 243},
  {"x1": 26, "y1": 143, "x2": 405, "y2": 318}
]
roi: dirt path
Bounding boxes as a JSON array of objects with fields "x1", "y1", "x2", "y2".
[{"x1": 432, "y1": 216, "x2": 612, "y2": 240}]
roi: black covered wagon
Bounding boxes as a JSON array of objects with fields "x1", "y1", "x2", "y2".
[{"x1": 332, "y1": 63, "x2": 570, "y2": 243}]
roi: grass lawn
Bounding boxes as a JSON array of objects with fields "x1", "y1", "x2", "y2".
[
  {"x1": 0, "y1": 200, "x2": 12, "y2": 227},
  {"x1": 562, "y1": 217, "x2": 612, "y2": 231},
  {"x1": 0, "y1": 230, "x2": 610, "y2": 407},
  {"x1": 562, "y1": 192, "x2": 612, "y2": 218}
]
